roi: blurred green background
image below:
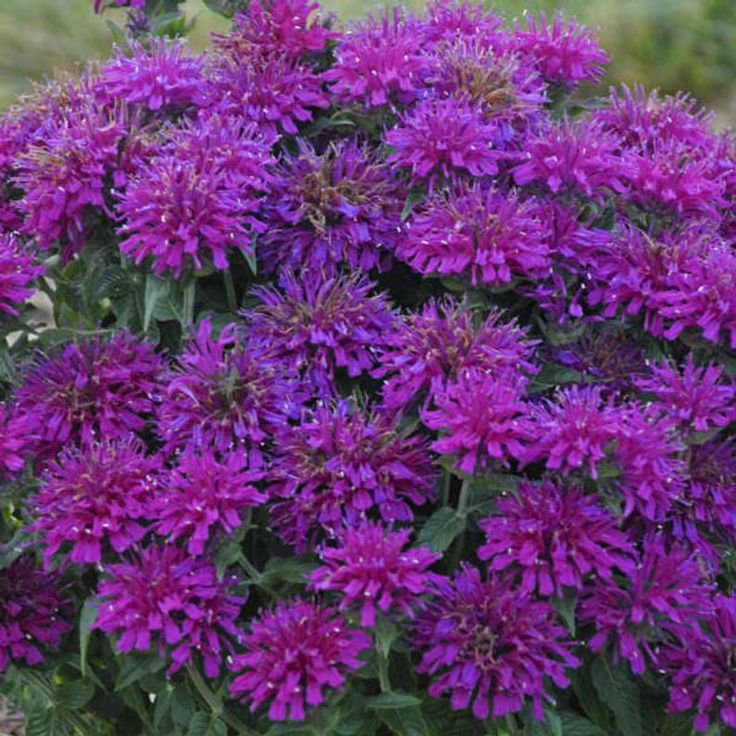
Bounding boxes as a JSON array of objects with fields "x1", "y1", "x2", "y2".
[{"x1": 1, "y1": 0, "x2": 735, "y2": 120}]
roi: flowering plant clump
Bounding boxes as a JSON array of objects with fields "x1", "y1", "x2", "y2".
[{"x1": 1, "y1": 1, "x2": 736, "y2": 734}]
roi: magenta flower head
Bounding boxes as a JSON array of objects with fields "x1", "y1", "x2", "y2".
[
  {"x1": 400, "y1": 184, "x2": 551, "y2": 286},
  {"x1": 512, "y1": 118, "x2": 630, "y2": 199},
  {"x1": 0, "y1": 233, "x2": 43, "y2": 315},
  {"x1": 415, "y1": 565, "x2": 580, "y2": 721},
  {"x1": 153, "y1": 449, "x2": 266, "y2": 556},
  {"x1": 213, "y1": 0, "x2": 333, "y2": 61},
  {"x1": 514, "y1": 12, "x2": 608, "y2": 88},
  {"x1": 0, "y1": 558, "x2": 72, "y2": 674},
  {"x1": 323, "y1": 8, "x2": 433, "y2": 108},
  {"x1": 15, "y1": 331, "x2": 163, "y2": 463},
  {"x1": 211, "y1": 54, "x2": 329, "y2": 138},
  {"x1": 94, "y1": 545, "x2": 245, "y2": 678},
  {"x1": 386, "y1": 97, "x2": 503, "y2": 190},
  {"x1": 157, "y1": 318, "x2": 303, "y2": 465},
  {"x1": 117, "y1": 114, "x2": 275, "y2": 277},
  {"x1": 578, "y1": 539, "x2": 713, "y2": 676},
  {"x1": 524, "y1": 385, "x2": 625, "y2": 478},
  {"x1": 636, "y1": 357, "x2": 735, "y2": 435},
  {"x1": 664, "y1": 596, "x2": 736, "y2": 733},
  {"x1": 259, "y1": 140, "x2": 405, "y2": 277},
  {"x1": 30, "y1": 438, "x2": 162, "y2": 567},
  {"x1": 375, "y1": 298, "x2": 537, "y2": 413},
  {"x1": 268, "y1": 399, "x2": 437, "y2": 551},
  {"x1": 0, "y1": 404, "x2": 35, "y2": 477},
  {"x1": 478, "y1": 479, "x2": 635, "y2": 596},
  {"x1": 423, "y1": 369, "x2": 533, "y2": 474},
  {"x1": 418, "y1": 0, "x2": 506, "y2": 49},
  {"x1": 246, "y1": 271, "x2": 395, "y2": 397},
  {"x1": 98, "y1": 40, "x2": 211, "y2": 114},
  {"x1": 15, "y1": 98, "x2": 128, "y2": 257},
  {"x1": 309, "y1": 522, "x2": 441, "y2": 627},
  {"x1": 229, "y1": 599, "x2": 371, "y2": 721}
]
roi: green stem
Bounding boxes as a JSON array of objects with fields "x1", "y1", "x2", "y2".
[
  {"x1": 237, "y1": 553, "x2": 277, "y2": 599},
  {"x1": 440, "y1": 471, "x2": 452, "y2": 508},
  {"x1": 181, "y1": 280, "x2": 196, "y2": 327},
  {"x1": 188, "y1": 666, "x2": 259, "y2": 736},
  {"x1": 223, "y1": 270, "x2": 238, "y2": 312},
  {"x1": 376, "y1": 649, "x2": 391, "y2": 693},
  {"x1": 456, "y1": 478, "x2": 471, "y2": 516}
]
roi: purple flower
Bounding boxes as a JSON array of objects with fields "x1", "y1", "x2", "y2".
[
  {"x1": 0, "y1": 233, "x2": 43, "y2": 315},
  {"x1": 15, "y1": 331, "x2": 163, "y2": 463},
  {"x1": 246, "y1": 271, "x2": 395, "y2": 397},
  {"x1": 213, "y1": 0, "x2": 333, "y2": 62},
  {"x1": 386, "y1": 97, "x2": 503, "y2": 190},
  {"x1": 635, "y1": 356, "x2": 735, "y2": 434},
  {"x1": 98, "y1": 40, "x2": 211, "y2": 113},
  {"x1": 117, "y1": 114, "x2": 275, "y2": 277},
  {"x1": 211, "y1": 54, "x2": 329, "y2": 138},
  {"x1": 663, "y1": 596, "x2": 736, "y2": 733},
  {"x1": 30, "y1": 438, "x2": 162, "y2": 567},
  {"x1": 323, "y1": 9, "x2": 433, "y2": 108},
  {"x1": 512, "y1": 118, "x2": 630, "y2": 199},
  {"x1": 268, "y1": 400, "x2": 436, "y2": 551},
  {"x1": 94, "y1": 545, "x2": 245, "y2": 678},
  {"x1": 0, "y1": 559, "x2": 72, "y2": 674},
  {"x1": 400, "y1": 184, "x2": 551, "y2": 286},
  {"x1": 259, "y1": 140, "x2": 405, "y2": 276},
  {"x1": 418, "y1": 0, "x2": 507, "y2": 49},
  {"x1": 423, "y1": 369, "x2": 533, "y2": 474},
  {"x1": 0, "y1": 404, "x2": 34, "y2": 477},
  {"x1": 524, "y1": 385, "x2": 624, "y2": 478},
  {"x1": 514, "y1": 13, "x2": 608, "y2": 88},
  {"x1": 15, "y1": 99, "x2": 128, "y2": 257},
  {"x1": 478, "y1": 479, "x2": 635, "y2": 596},
  {"x1": 375, "y1": 298, "x2": 537, "y2": 412},
  {"x1": 415, "y1": 565, "x2": 580, "y2": 720},
  {"x1": 309, "y1": 522, "x2": 441, "y2": 626},
  {"x1": 229, "y1": 599, "x2": 371, "y2": 721},
  {"x1": 579, "y1": 539, "x2": 713, "y2": 675},
  {"x1": 153, "y1": 450, "x2": 265, "y2": 556},
  {"x1": 157, "y1": 318, "x2": 303, "y2": 465}
]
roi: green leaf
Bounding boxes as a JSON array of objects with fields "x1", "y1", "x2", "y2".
[
  {"x1": 552, "y1": 590, "x2": 577, "y2": 635},
  {"x1": 187, "y1": 712, "x2": 211, "y2": 736},
  {"x1": 367, "y1": 692, "x2": 422, "y2": 710},
  {"x1": 401, "y1": 190, "x2": 426, "y2": 221},
  {"x1": 374, "y1": 705, "x2": 430, "y2": 736},
  {"x1": 171, "y1": 684, "x2": 197, "y2": 727},
  {"x1": 374, "y1": 619, "x2": 400, "y2": 659},
  {"x1": 658, "y1": 714, "x2": 697, "y2": 736},
  {"x1": 79, "y1": 597, "x2": 99, "y2": 678},
  {"x1": 261, "y1": 557, "x2": 318, "y2": 586},
  {"x1": 115, "y1": 653, "x2": 166, "y2": 691},
  {"x1": 528, "y1": 364, "x2": 584, "y2": 393},
  {"x1": 143, "y1": 274, "x2": 176, "y2": 330},
  {"x1": 416, "y1": 508, "x2": 466, "y2": 553},
  {"x1": 591, "y1": 655, "x2": 642, "y2": 736},
  {"x1": 56, "y1": 680, "x2": 94, "y2": 710},
  {"x1": 559, "y1": 712, "x2": 608, "y2": 736}
]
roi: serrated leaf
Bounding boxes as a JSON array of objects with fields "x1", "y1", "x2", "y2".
[
  {"x1": 171, "y1": 684, "x2": 197, "y2": 726},
  {"x1": 367, "y1": 692, "x2": 422, "y2": 710},
  {"x1": 56, "y1": 680, "x2": 94, "y2": 710},
  {"x1": 552, "y1": 590, "x2": 577, "y2": 635},
  {"x1": 559, "y1": 712, "x2": 607, "y2": 736},
  {"x1": 144, "y1": 275, "x2": 176, "y2": 330},
  {"x1": 187, "y1": 712, "x2": 211, "y2": 736},
  {"x1": 591, "y1": 656, "x2": 642, "y2": 736},
  {"x1": 374, "y1": 619, "x2": 400, "y2": 659},
  {"x1": 416, "y1": 508, "x2": 466, "y2": 553},
  {"x1": 79, "y1": 597, "x2": 99, "y2": 678},
  {"x1": 374, "y1": 705, "x2": 429, "y2": 736}
]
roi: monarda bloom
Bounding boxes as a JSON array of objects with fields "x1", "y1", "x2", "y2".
[
  {"x1": 478, "y1": 480, "x2": 635, "y2": 596},
  {"x1": 0, "y1": 404, "x2": 34, "y2": 477},
  {"x1": 246, "y1": 271, "x2": 395, "y2": 397},
  {"x1": 386, "y1": 97, "x2": 503, "y2": 190},
  {"x1": 15, "y1": 99, "x2": 128, "y2": 257},
  {"x1": 375, "y1": 298, "x2": 537, "y2": 412},
  {"x1": 578, "y1": 539, "x2": 712, "y2": 675},
  {"x1": 415, "y1": 565, "x2": 580, "y2": 721},
  {"x1": 524, "y1": 385, "x2": 625, "y2": 479},
  {"x1": 0, "y1": 559, "x2": 72, "y2": 673},
  {"x1": 117, "y1": 114, "x2": 275, "y2": 277},
  {"x1": 0, "y1": 233, "x2": 43, "y2": 315},
  {"x1": 98, "y1": 39, "x2": 211, "y2": 114},
  {"x1": 30, "y1": 438, "x2": 162, "y2": 567},
  {"x1": 400, "y1": 184, "x2": 551, "y2": 286},
  {"x1": 513, "y1": 12, "x2": 608, "y2": 88},
  {"x1": 211, "y1": 54, "x2": 329, "y2": 138},
  {"x1": 323, "y1": 9, "x2": 433, "y2": 108},
  {"x1": 512, "y1": 118, "x2": 630, "y2": 199},
  {"x1": 418, "y1": 0, "x2": 507, "y2": 49},
  {"x1": 635, "y1": 356, "x2": 735, "y2": 435},
  {"x1": 94, "y1": 545, "x2": 245, "y2": 678},
  {"x1": 268, "y1": 400, "x2": 436, "y2": 551},
  {"x1": 423, "y1": 369, "x2": 533, "y2": 474},
  {"x1": 213, "y1": 0, "x2": 333, "y2": 62},
  {"x1": 157, "y1": 318, "x2": 302, "y2": 465},
  {"x1": 664, "y1": 596, "x2": 736, "y2": 733},
  {"x1": 309, "y1": 522, "x2": 441, "y2": 627},
  {"x1": 15, "y1": 331, "x2": 163, "y2": 462},
  {"x1": 229, "y1": 600, "x2": 370, "y2": 721},
  {"x1": 153, "y1": 449, "x2": 265, "y2": 556},
  {"x1": 259, "y1": 140, "x2": 405, "y2": 276}
]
